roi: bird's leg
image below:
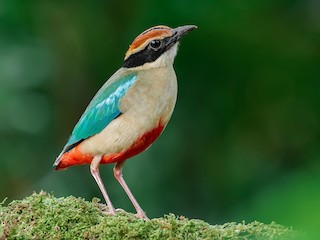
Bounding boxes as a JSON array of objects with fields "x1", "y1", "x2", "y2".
[
  {"x1": 90, "y1": 155, "x2": 116, "y2": 215},
  {"x1": 113, "y1": 161, "x2": 149, "y2": 219}
]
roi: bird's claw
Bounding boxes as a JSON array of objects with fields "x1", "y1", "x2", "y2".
[
  {"x1": 98, "y1": 203, "x2": 108, "y2": 212},
  {"x1": 98, "y1": 204, "x2": 148, "y2": 219},
  {"x1": 116, "y1": 208, "x2": 149, "y2": 220},
  {"x1": 98, "y1": 203, "x2": 117, "y2": 215},
  {"x1": 135, "y1": 212, "x2": 149, "y2": 220}
]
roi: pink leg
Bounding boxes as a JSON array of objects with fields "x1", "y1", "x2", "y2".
[
  {"x1": 113, "y1": 161, "x2": 148, "y2": 219},
  {"x1": 90, "y1": 155, "x2": 116, "y2": 215}
]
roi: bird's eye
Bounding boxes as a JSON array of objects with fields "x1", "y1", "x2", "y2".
[{"x1": 149, "y1": 40, "x2": 161, "y2": 50}]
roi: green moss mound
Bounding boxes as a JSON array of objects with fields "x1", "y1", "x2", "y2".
[{"x1": 0, "y1": 191, "x2": 294, "y2": 239}]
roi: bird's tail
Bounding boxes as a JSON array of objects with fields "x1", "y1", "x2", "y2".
[
  {"x1": 54, "y1": 145, "x2": 92, "y2": 170},
  {"x1": 53, "y1": 141, "x2": 83, "y2": 170}
]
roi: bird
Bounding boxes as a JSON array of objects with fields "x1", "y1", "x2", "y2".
[{"x1": 54, "y1": 25, "x2": 197, "y2": 219}]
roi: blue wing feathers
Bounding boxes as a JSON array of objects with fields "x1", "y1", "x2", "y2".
[{"x1": 64, "y1": 73, "x2": 137, "y2": 152}]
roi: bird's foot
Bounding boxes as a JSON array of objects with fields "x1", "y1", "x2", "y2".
[
  {"x1": 98, "y1": 203, "x2": 108, "y2": 212},
  {"x1": 116, "y1": 208, "x2": 148, "y2": 220},
  {"x1": 98, "y1": 203, "x2": 148, "y2": 219},
  {"x1": 98, "y1": 203, "x2": 116, "y2": 215},
  {"x1": 135, "y1": 211, "x2": 149, "y2": 220}
]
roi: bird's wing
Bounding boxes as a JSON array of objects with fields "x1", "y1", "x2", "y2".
[{"x1": 58, "y1": 73, "x2": 138, "y2": 158}]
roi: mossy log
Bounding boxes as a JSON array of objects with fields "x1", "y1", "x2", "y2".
[{"x1": 0, "y1": 191, "x2": 295, "y2": 239}]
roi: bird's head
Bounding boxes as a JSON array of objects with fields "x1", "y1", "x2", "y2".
[{"x1": 123, "y1": 25, "x2": 197, "y2": 69}]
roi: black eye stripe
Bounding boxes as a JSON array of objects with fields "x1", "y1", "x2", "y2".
[{"x1": 123, "y1": 36, "x2": 173, "y2": 68}]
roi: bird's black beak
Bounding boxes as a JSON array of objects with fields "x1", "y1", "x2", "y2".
[
  {"x1": 172, "y1": 25, "x2": 198, "y2": 40},
  {"x1": 165, "y1": 25, "x2": 197, "y2": 49}
]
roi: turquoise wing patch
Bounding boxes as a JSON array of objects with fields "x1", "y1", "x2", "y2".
[{"x1": 65, "y1": 73, "x2": 138, "y2": 151}]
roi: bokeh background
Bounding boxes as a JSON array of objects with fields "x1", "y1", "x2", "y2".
[{"x1": 1, "y1": 0, "x2": 319, "y2": 236}]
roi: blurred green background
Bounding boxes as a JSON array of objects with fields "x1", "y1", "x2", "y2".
[{"x1": 1, "y1": 0, "x2": 319, "y2": 236}]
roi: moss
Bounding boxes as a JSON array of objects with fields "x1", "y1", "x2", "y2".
[{"x1": 0, "y1": 191, "x2": 294, "y2": 239}]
